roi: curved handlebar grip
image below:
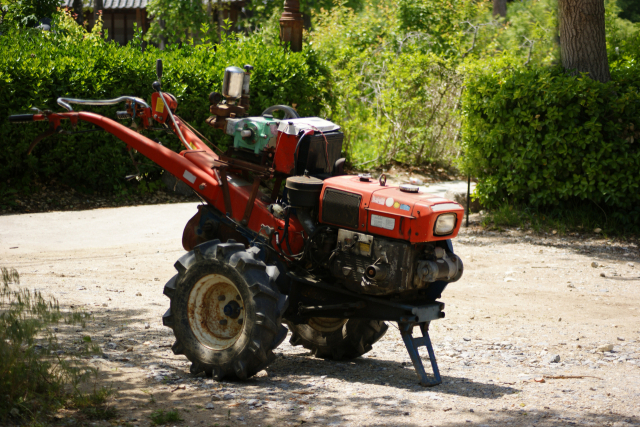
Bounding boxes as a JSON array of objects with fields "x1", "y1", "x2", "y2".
[{"x1": 8, "y1": 114, "x2": 34, "y2": 123}]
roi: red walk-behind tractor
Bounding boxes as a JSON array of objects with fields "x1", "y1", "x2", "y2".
[{"x1": 10, "y1": 61, "x2": 464, "y2": 386}]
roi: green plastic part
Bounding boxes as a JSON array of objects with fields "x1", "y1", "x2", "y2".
[{"x1": 232, "y1": 116, "x2": 280, "y2": 154}]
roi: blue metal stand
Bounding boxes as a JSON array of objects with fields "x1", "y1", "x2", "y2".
[{"x1": 399, "y1": 321, "x2": 442, "y2": 387}]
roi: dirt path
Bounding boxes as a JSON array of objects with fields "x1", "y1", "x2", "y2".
[{"x1": 2, "y1": 203, "x2": 640, "y2": 427}]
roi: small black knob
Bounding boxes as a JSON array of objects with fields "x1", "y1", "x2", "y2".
[
  {"x1": 244, "y1": 64, "x2": 254, "y2": 72},
  {"x1": 209, "y1": 92, "x2": 221, "y2": 105}
]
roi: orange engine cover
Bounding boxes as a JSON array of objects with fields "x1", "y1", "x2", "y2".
[{"x1": 318, "y1": 175, "x2": 464, "y2": 243}]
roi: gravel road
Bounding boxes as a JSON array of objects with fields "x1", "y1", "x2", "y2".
[{"x1": 2, "y1": 203, "x2": 640, "y2": 427}]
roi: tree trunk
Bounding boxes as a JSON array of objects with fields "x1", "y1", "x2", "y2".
[
  {"x1": 217, "y1": 0, "x2": 223, "y2": 42},
  {"x1": 493, "y1": 0, "x2": 507, "y2": 18},
  {"x1": 159, "y1": 18, "x2": 166, "y2": 50},
  {"x1": 72, "y1": 0, "x2": 84, "y2": 25},
  {"x1": 558, "y1": 0, "x2": 610, "y2": 83}
]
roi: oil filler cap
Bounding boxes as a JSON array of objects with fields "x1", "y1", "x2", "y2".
[{"x1": 399, "y1": 184, "x2": 419, "y2": 193}]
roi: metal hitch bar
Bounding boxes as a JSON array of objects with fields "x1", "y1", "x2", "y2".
[{"x1": 398, "y1": 321, "x2": 442, "y2": 387}]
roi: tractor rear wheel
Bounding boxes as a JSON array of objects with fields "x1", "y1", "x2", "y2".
[
  {"x1": 286, "y1": 318, "x2": 388, "y2": 360},
  {"x1": 162, "y1": 240, "x2": 287, "y2": 380}
]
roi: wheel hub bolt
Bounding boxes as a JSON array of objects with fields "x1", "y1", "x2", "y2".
[
  {"x1": 218, "y1": 295, "x2": 226, "y2": 301},
  {"x1": 223, "y1": 301, "x2": 242, "y2": 319},
  {"x1": 219, "y1": 319, "x2": 228, "y2": 325}
]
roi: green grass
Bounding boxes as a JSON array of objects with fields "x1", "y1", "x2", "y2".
[
  {"x1": 0, "y1": 267, "x2": 115, "y2": 424},
  {"x1": 480, "y1": 201, "x2": 640, "y2": 238},
  {"x1": 150, "y1": 409, "x2": 183, "y2": 425},
  {"x1": 71, "y1": 386, "x2": 117, "y2": 420}
]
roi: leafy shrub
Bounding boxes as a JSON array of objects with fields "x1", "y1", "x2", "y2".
[
  {"x1": 0, "y1": 10, "x2": 331, "y2": 195},
  {"x1": 461, "y1": 59, "x2": 640, "y2": 226}
]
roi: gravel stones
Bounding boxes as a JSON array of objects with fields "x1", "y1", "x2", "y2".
[
  {"x1": 548, "y1": 354, "x2": 561, "y2": 363},
  {"x1": 5, "y1": 208, "x2": 640, "y2": 426}
]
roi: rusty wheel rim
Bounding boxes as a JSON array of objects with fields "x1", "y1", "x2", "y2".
[
  {"x1": 308, "y1": 317, "x2": 347, "y2": 333},
  {"x1": 188, "y1": 274, "x2": 245, "y2": 350}
]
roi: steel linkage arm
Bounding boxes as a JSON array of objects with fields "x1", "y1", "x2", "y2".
[{"x1": 28, "y1": 111, "x2": 221, "y2": 204}]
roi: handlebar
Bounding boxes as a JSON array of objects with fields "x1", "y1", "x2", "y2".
[
  {"x1": 57, "y1": 96, "x2": 150, "y2": 112},
  {"x1": 8, "y1": 114, "x2": 35, "y2": 123}
]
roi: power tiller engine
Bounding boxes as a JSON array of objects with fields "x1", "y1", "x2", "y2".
[{"x1": 10, "y1": 62, "x2": 465, "y2": 387}]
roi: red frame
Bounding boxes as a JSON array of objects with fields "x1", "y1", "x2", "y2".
[
  {"x1": 31, "y1": 106, "x2": 463, "y2": 255},
  {"x1": 31, "y1": 110, "x2": 305, "y2": 255}
]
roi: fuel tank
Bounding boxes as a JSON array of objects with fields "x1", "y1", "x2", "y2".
[{"x1": 318, "y1": 175, "x2": 464, "y2": 243}]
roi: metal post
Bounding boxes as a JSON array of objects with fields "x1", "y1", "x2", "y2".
[
  {"x1": 279, "y1": 0, "x2": 303, "y2": 52},
  {"x1": 466, "y1": 175, "x2": 470, "y2": 227}
]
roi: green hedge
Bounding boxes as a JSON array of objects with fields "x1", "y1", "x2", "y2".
[
  {"x1": 462, "y1": 59, "x2": 640, "y2": 221},
  {"x1": 0, "y1": 15, "x2": 331, "y2": 195}
]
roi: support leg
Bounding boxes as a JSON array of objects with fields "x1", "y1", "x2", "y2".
[{"x1": 399, "y1": 321, "x2": 442, "y2": 387}]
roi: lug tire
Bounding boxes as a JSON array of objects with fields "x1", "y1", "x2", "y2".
[
  {"x1": 286, "y1": 319, "x2": 388, "y2": 360},
  {"x1": 162, "y1": 240, "x2": 287, "y2": 380}
]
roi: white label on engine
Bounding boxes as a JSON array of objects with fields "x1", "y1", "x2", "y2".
[
  {"x1": 370, "y1": 214, "x2": 395, "y2": 230},
  {"x1": 183, "y1": 170, "x2": 196, "y2": 184},
  {"x1": 372, "y1": 195, "x2": 385, "y2": 205}
]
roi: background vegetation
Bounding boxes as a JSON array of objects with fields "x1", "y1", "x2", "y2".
[
  {"x1": 0, "y1": 0, "x2": 639, "y2": 230},
  {"x1": 0, "y1": 10, "x2": 330, "y2": 196}
]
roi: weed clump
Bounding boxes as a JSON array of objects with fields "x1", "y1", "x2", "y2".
[
  {"x1": 150, "y1": 409, "x2": 183, "y2": 425},
  {"x1": 0, "y1": 267, "x2": 115, "y2": 423}
]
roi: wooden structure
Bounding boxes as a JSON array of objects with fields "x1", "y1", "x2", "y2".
[
  {"x1": 279, "y1": 0, "x2": 303, "y2": 52},
  {"x1": 63, "y1": 0, "x2": 149, "y2": 44},
  {"x1": 64, "y1": 0, "x2": 245, "y2": 46}
]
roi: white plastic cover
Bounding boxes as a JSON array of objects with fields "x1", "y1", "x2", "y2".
[{"x1": 277, "y1": 117, "x2": 341, "y2": 135}]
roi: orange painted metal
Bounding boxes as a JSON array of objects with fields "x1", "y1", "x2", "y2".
[
  {"x1": 273, "y1": 131, "x2": 299, "y2": 175},
  {"x1": 318, "y1": 175, "x2": 464, "y2": 243},
  {"x1": 150, "y1": 92, "x2": 177, "y2": 124},
  {"x1": 29, "y1": 111, "x2": 305, "y2": 256}
]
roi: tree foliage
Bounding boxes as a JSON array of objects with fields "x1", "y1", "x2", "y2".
[
  {"x1": 1, "y1": 0, "x2": 61, "y2": 27},
  {"x1": 617, "y1": 0, "x2": 640, "y2": 22},
  {"x1": 145, "y1": 0, "x2": 210, "y2": 44}
]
